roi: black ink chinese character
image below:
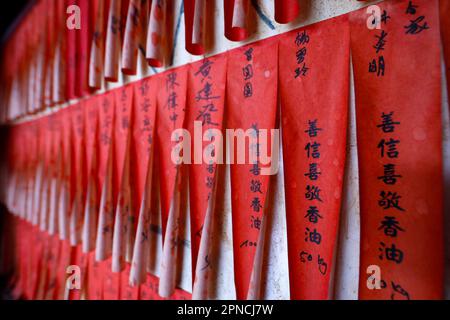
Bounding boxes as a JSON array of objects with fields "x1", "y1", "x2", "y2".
[
  {"x1": 251, "y1": 215, "x2": 261, "y2": 230},
  {"x1": 378, "y1": 191, "x2": 406, "y2": 211},
  {"x1": 295, "y1": 63, "x2": 309, "y2": 78},
  {"x1": 377, "y1": 112, "x2": 400, "y2": 133},
  {"x1": 250, "y1": 163, "x2": 261, "y2": 176},
  {"x1": 242, "y1": 64, "x2": 254, "y2": 81},
  {"x1": 296, "y1": 47, "x2": 307, "y2": 64},
  {"x1": 404, "y1": 16, "x2": 429, "y2": 35},
  {"x1": 381, "y1": 10, "x2": 391, "y2": 24},
  {"x1": 196, "y1": 103, "x2": 219, "y2": 126},
  {"x1": 305, "y1": 163, "x2": 321, "y2": 181},
  {"x1": 251, "y1": 197, "x2": 262, "y2": 212},
  {"x1": 305, "y1": 142, "x2": 321, "y2": 159},
  {"x1": 378, "y1": 164, "x2": 402, "y2": 185},
  {"x1": 405, "y1": 1, "x2": 418, "y2": 15},
  {"x1": 378, "y1": 216, "x2": 405, "y2": 237},
  {"x1": 379, "y1": 242, "x2": 404, "y2": 264},
  {"x1": 244, "y1": 82, "x2": 253, "y2": 98},
  {"x1": 250, "y1": 180, "x2": 263, "y2": 193},
  {"x1": 369, "y1": 56, "x2": 385, "y2": 77},
  {"x1": 305, "y1": 228, "x2": 322, "y2": 245},
  {"x1": 378, "y1": 138, "x2": 400, "y2": 158},
  {"x1": 374, "y1": 30, "x2": 388, "y2": 54},
  {"x1": 305, "y1": 206, "x2": 323, "y2": 224},
  {"x1": 295, "y1": 30, "x2": 310, "y2": 46},
  {"x1": 196, "y1": 82, "x2": 219, "y2": 101},
  {"x1": 167, "y1": 92, "x2": 178, "y2": 109},
  {"x1": 244, "y1": 48, "x2": 254, "y2": 61},
  {"x1": 305, "y1": 119, "x2": 322, "y2": 138},
  {"x1": 166, "y1": 72, "x2": 179, "y2": 90},
  {"x1": 195, "y1": 59, "x2": 213, "y2": 80},
  {"x1": 305, "y1": 185, "x2": 323, "y2": 202}
]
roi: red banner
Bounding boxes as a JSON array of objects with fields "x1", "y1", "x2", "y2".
[
  {"x1": 350, "y1": 0, "x2": 444, "y2": 300},
  {"x1": 279, "y1": 15, "x2": 350, "y2": 300},
  {"x1": 186, "y1": 54, "x2": 227, "y2": 297},
  {"x1": 226, "y1": 38, "x2": 278, "y2": 300}
]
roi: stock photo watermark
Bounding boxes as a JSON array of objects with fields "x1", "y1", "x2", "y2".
[{"x1": 170, "y1": 121, "x2": 280, "y2": 176}]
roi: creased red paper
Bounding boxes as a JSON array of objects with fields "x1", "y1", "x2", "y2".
[
  {"x1": 95, "y1": 91, "x2": 116, "y2": 261},
  {"x1": 275, "y1": 0, "x2": 300, "y2": 24},
  {"x1": 129, "y1": 77, "x2": 158, "y2": 286},
  {"x1": 350, "y1": 0, "x2": 444, "y2": 300},
  {"x1": 226, "y1": 38, "x2": 278, "y2": 300},
  {"x1": 111, "y1": 85, "x2": 134, "y2": 272},
  {"x1": 224, "y1": 0, "x2": 250, "y2": 41},
  {"x1": 184, "y1": 0, "x2": 206, "y2": 55},
  {"x1": 279, "y1": 15, "x2": 350, "y2": 300},
  {"x1": 186, "y1": 54, "x2": 227, "y2": 298}
]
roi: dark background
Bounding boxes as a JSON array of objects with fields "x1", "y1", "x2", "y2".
[
  {"x1": 0, "y1": 0, "x2": 29, "y2": 301},
  {"x1": 1, "y1": 0, "x2": 32, "y2": 46}
]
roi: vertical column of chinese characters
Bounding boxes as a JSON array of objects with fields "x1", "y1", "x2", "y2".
[
  {"x1": 166, "y1": 72, "x2": 179, "y2": 131},
  {"x1": 249, "y1": 123, "x2": 262, "y2": 239},
  {"x1": 376, "y1": 111, "x2": 410, "y2": 300},
  {"x1": 99, "y1": 96, "x2": 114, "y2": 240},
  {"x1": 294, "y1": 30, "x2": 310, "y2": 78},
  {"x1": 139, "y1": 80, "x2": 153, "y2": 155},
  {"x1": 369, "y1": 8, "x2": 390, "y2": 77},
  {"x1": 120, "y1": 88, "x2": 130, "y2": 132},
  {"x1": 302, "y1": 120, "x2": 327, "y2": 276},
  {"x1": 243, "y1": 48, "x2": 254, "y2": 98},
  {"x1": 195, "y1": 59, "x2": 220, "y2": 202}
]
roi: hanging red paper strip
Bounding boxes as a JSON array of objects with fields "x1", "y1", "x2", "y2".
[
  {"x1": 350, "y1": 0, "x2": 444, "y2": 300},
  {"x1": 224, "y1": 0, "x2": 250, "y2": 42},
  {"x1": 82, "y1": 96, "x2": 100, "y2": 253},
  {"x1": 226, "y1": 38, "x2": 278, "y2": 300},
  {"x1": 111, "y1": 84, "x2": 134, "y2": 272},
  {"x1": 155, "y1": 67, "x2": 188, "y2": 241},
  {"x1": 47, "y1": 116, "x2": 60, "y2": 233},
  {"x1": 184, "y1": 0, "x2": 206, "y2": 55},
  {"x1": 147, "y1": 0, "x2": 166, "y2": 67},
  {"x1": 274, "y1": 0, "x2": 300, "y2": 24},
  {"x1": 53, "y1": 0, "x2": 67, "y2": 104},
  {"x1": 86, "y1": 251, "x2": 103, "y2": 299},
  {"x1": 89, "y1": 0, "x2": 108, "y2": 90},
  {"x1": 102, "y1": 257, "x2": 121, "y2": 299},
  {"x1": 105, "y1": 0, "x2": 122, "y2": 82},
  {"x1": 68, "y1": 244, "x2": 89, "y2": 300},
  {"x1": 43, "y1": 0, "x2": 55, "y2": 109},
  {"x1": 66, "y1": 0, "x2": 78, "y2": 100},
  {"x1": 36, "y1": 119, "x2": 48, "y2": 231},
  {"x1": 58, "y1": 108, "x2": 73, "y2": 242},
  {"x1": 122, "y1": 0, "x2": 142, "y2": 75},
  {"x1": 129, "y1": 77, "x2": 158, "y2": 286},
  {"x1": 279, "y1": 15, "x2": 350, "y2": 300},
  {"x1": 95, "y1": 91, "x2": 116, "y2": 261},
  {"x1": 185, "y1": 54, "x2": 227, "y2": 297},
  {"x1": 154, "y1": 66, "x2": 188, "y2": 297},
  {"x1": 440, "y1": 0, "x2": 450, "y2": 102},
  {"x1": 54, "y1": 238, "x2": 73, "y2": 299},
  {"x1": 76, "y1": 0, "x2": 93, "y2": 97},
  {"x1": 120, "y1": 264, "x2": 139, "y2": 299},
  {"x1": 70, "y1": 102, "x2": 87, "y2": 246}
]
